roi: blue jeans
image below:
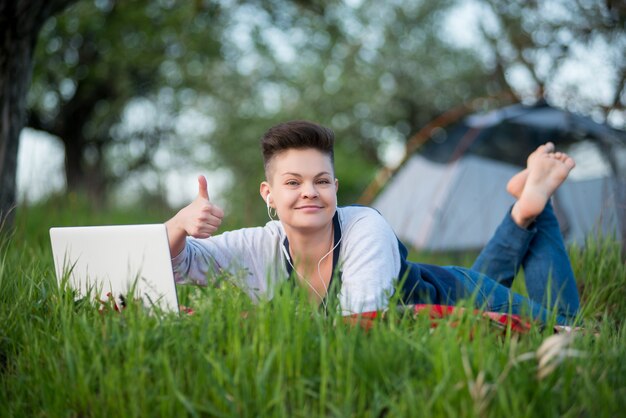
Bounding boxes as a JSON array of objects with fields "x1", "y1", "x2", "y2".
[{"x1": 446, "y1": 201, "x2": 580, "y2": 325}]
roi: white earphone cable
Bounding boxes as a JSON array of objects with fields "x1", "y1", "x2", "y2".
[
  {"x1": 281, "y1": 246, "x2": 329, "y2": 313},
  {"x1": 266, "y1": 194, "x2": 278, "y2": 221},
  {"x1": 269, "y1": 193, "x2": 341, "y2": 313},
  {"x1": 316, "y1": 229, "x2": 342, "y2": 303},
  {"x1": 281, "y1": 230, "x2": 343, "y2": 314}
]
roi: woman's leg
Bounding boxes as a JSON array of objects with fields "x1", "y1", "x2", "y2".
[
  {"x1": 470, "y1": 143, "x2": 557, "y2": 286},
  {"x1": 472, "y1": 145, "x2": 580, "y2": 319},
  {"x1": 470, "y1": 207, "x2": 533, "y2": 288},
  {"x1": 444, "y1": 266, "x2": 572, "y2": 325},
  {"x1": 519, "y1": 200, "x2": 580, "y2": 317}
]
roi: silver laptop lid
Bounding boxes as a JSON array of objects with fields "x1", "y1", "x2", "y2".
[{"x1": 50, "y1": 224, "x2": 178, "y2": 312}]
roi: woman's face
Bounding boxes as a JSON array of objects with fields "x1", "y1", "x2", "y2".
[{"x1": 261, "y1": 148, "x2": 338, "y2": 233}]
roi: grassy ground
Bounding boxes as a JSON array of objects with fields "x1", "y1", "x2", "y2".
[{"x1": 1, "y1": 199, "x2": 625, "y2": 417}]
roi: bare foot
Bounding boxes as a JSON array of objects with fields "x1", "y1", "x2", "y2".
[
  {"x1": 506, "y1": 169, "x2": 528, "y2": 199},
  {"x1": 511, "y1": 151, "x2": 575, "y2": 228},
  {"x1": 506, "y1": 142, "x2": 556, "y2": 199}
]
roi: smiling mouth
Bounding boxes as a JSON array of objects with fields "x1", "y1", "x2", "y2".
[{"x1": 295, "y1": 205, "x2": 323, "y2": 210}]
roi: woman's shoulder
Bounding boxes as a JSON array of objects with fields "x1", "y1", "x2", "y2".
[
  {"x1": 338, "y1": 205, "x2": 386, "y2": 224},
  {"x1": 338, "y1": 205, "x2": 394, "y2": 238}
]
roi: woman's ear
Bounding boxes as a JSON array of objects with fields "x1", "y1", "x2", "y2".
[
  {"x1": 260, "y1": 181, "x2": 271, "y2": 204},
  {"x1": 334, "y1": 178, "x2": 339, "y2": 192}
]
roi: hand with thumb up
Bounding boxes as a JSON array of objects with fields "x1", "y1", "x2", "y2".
[{"x1": 165, "y1": 175, "x2": 225, "y2": 256}]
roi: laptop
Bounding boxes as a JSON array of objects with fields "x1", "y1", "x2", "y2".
[{"x1": 50, "y1": 224, "x2": 179, "y2": 312}]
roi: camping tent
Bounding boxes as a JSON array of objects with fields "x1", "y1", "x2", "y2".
[
  {"x1": 373, "y1": 154, "x2": 621, "y2": 251},
  {"x1": 372, "y1": 101, "x2": 626, "y2": 251}
]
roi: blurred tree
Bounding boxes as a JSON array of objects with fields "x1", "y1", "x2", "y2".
[
  {"x1": 27, "y1": 0, "x2": 225, "y2": 202},
  {"x1": 16, "y1": 0, "x2": 624, "y2": 230},
  {"x1": 476, "y1": 0, "x2": 625, "y2": 117},
  {"x1": 25, "y1": 0, "x2": 337, "y2": 215},
  {"x1": 0, "y1": 0, "x2": 77, "y2": 229},
  {"x1": 203, "y1": 0, "x2": 494, "y2": 223}
]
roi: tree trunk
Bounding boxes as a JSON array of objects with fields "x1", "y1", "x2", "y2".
[
  {"x1": 63, "y1": 135, "x2": 107, "y2": 205},
  {"x1": 64, "y1": 133, "x2": 87, "y2": 193},
  {"x1": 0, "y1": 0, "x2": 77, "y2": 230}
]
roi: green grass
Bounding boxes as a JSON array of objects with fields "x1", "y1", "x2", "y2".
[{"x1": 1, "y1": 199, "x2": 626, "y2": 417}]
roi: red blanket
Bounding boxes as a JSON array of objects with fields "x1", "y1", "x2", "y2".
[{"x1": 351, "y1": 304, "x2": 533, "y2": 333}]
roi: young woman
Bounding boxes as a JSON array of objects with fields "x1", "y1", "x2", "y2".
[{"x1": 165, "y1": 121, "x2": 580, "y2": 324}]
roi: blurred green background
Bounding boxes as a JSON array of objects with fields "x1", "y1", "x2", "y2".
[{"x1": 10, "y1": 0, "x2": 626, "y2": 229}]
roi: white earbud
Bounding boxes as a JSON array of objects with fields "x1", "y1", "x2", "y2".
[{"x1": 266, "y1": 193, "x2": 277, "y2": 220}]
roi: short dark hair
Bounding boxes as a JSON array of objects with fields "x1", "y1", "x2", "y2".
[{"x1": 261, "y1": 120, "x2": 335, "y2": 177}]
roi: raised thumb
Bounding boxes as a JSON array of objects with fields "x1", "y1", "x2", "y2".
[{"x1": 197, "y1": 175, "x2": 210, "y2": 200}]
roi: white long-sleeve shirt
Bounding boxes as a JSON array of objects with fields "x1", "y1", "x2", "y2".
[{"x1": 172, "y1": 206, "x2": 401, "y2": 315}]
